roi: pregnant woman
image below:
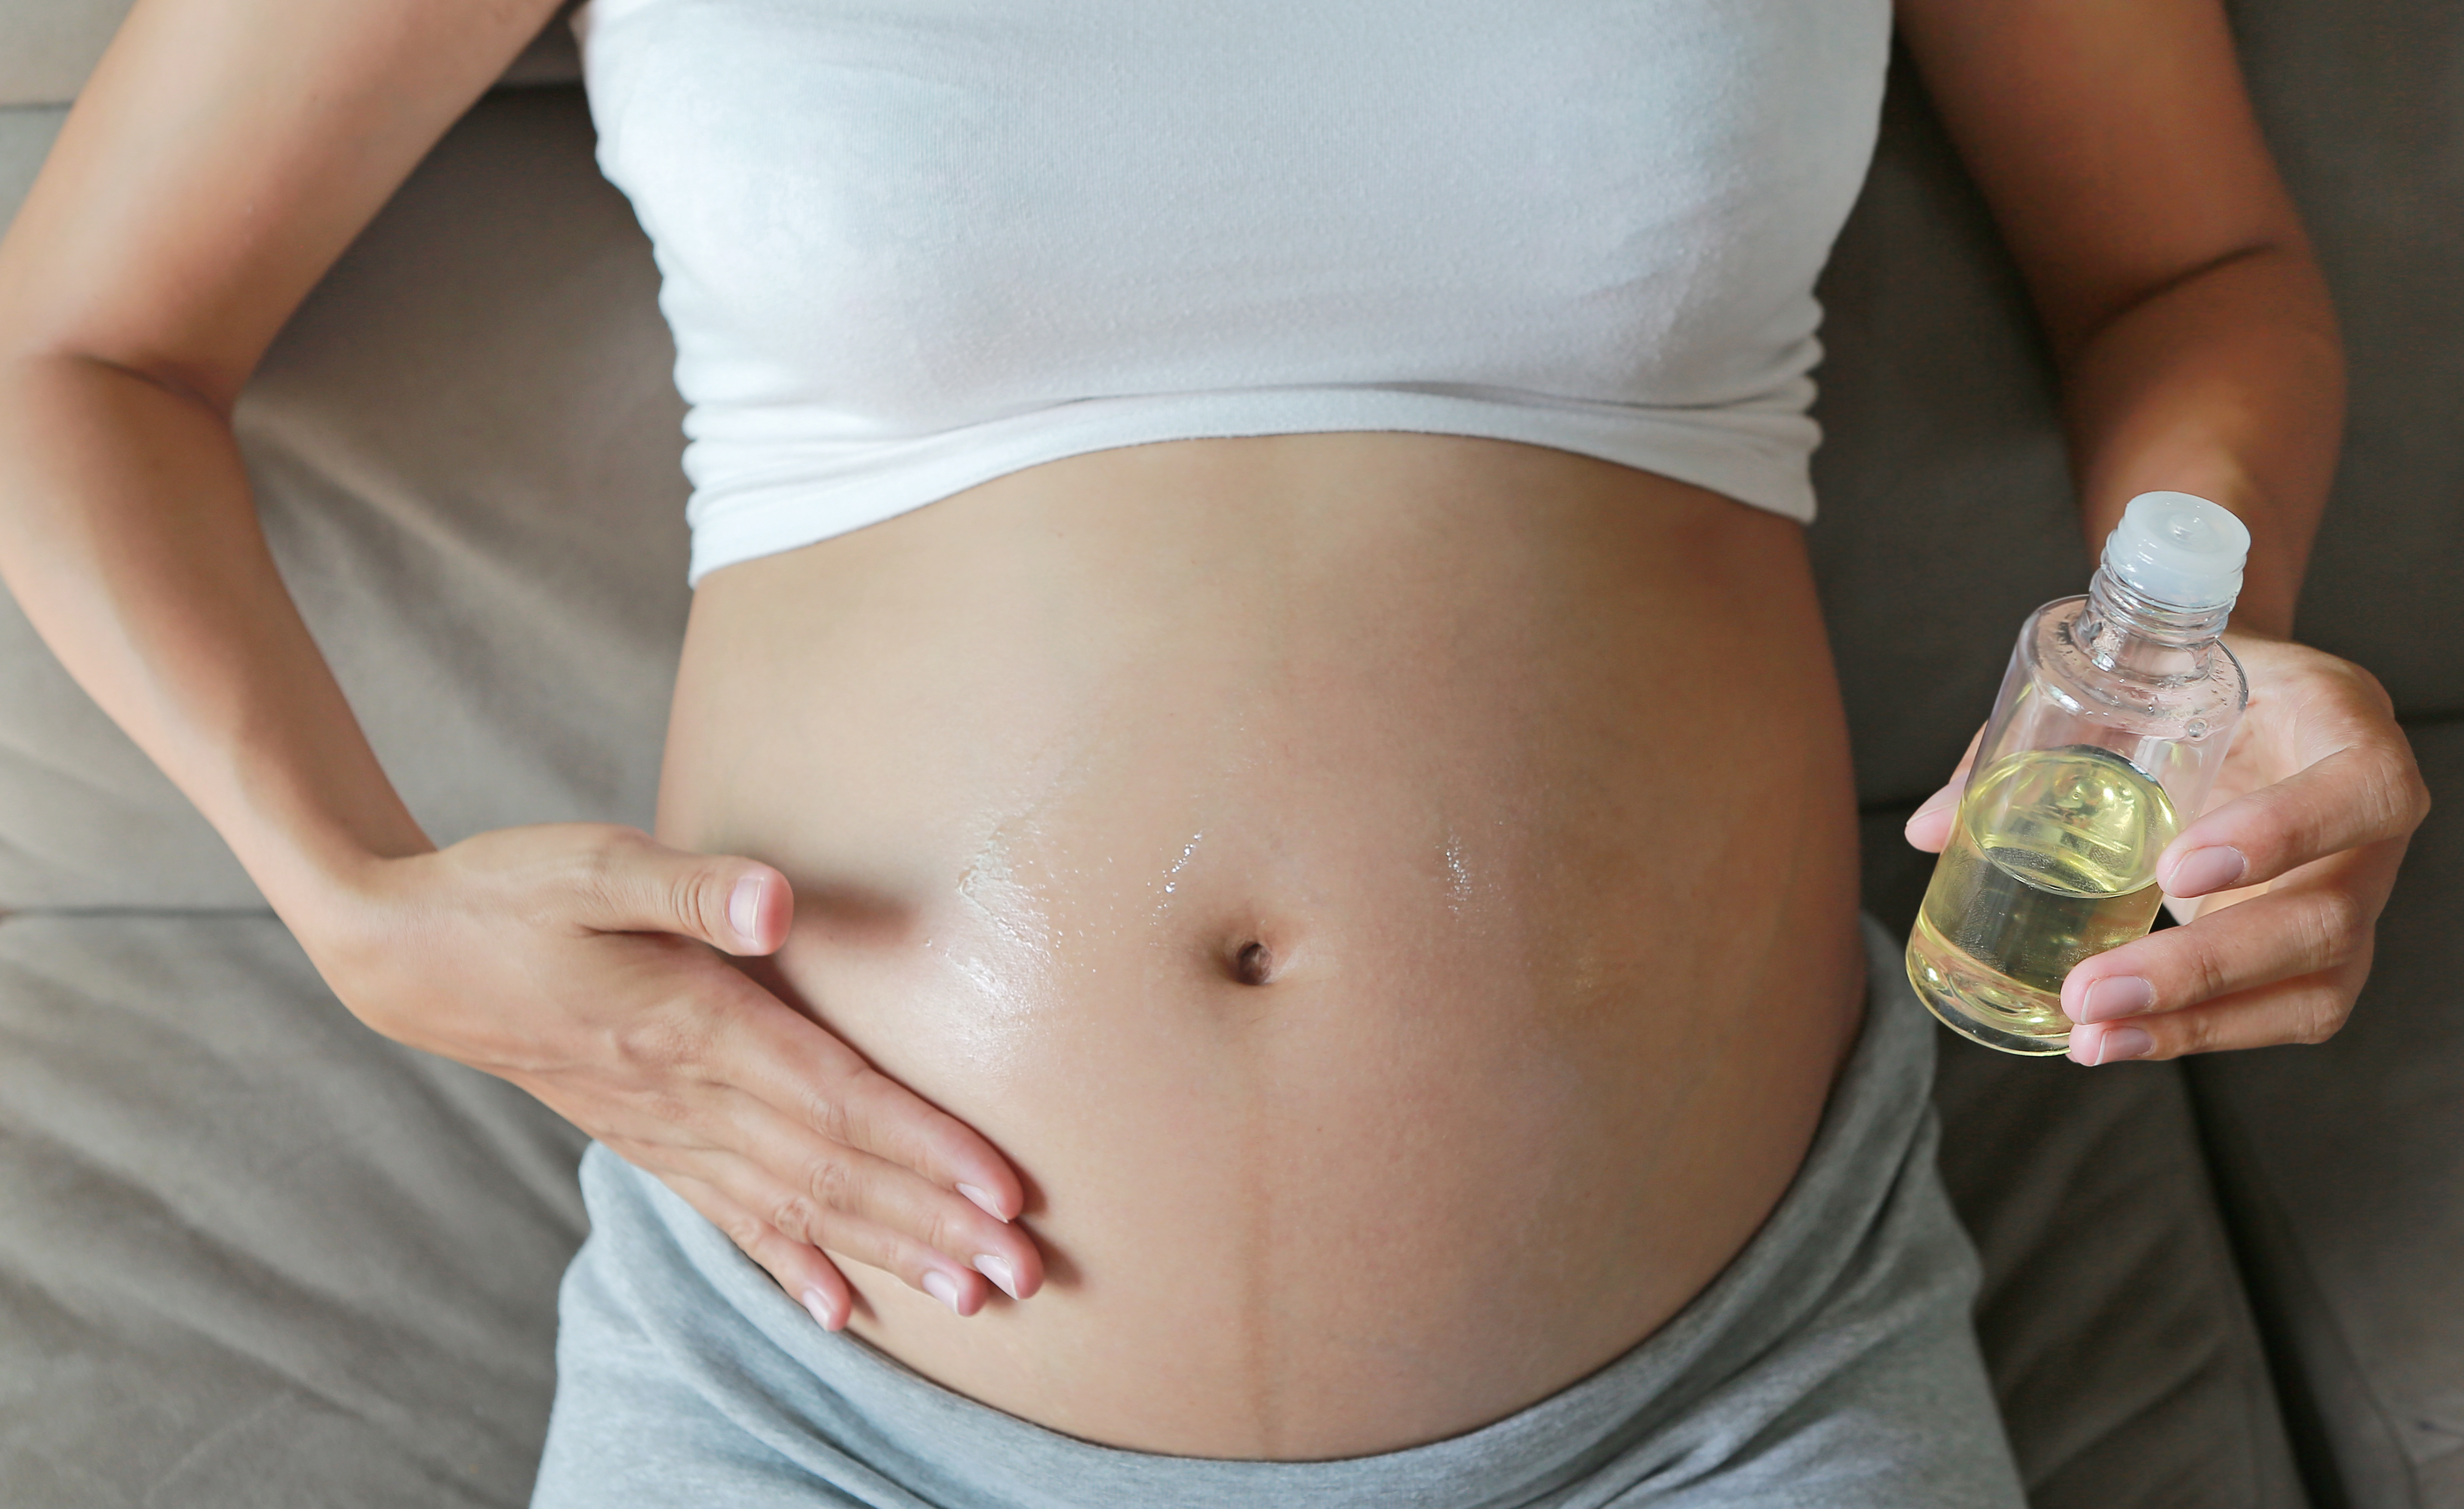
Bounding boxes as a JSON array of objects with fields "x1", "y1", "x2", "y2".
[{"x1": 0, "y1": 0, "x2": 2428, "y2": 1501}]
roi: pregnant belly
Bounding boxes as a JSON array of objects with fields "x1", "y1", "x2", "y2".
[{"x1": 657, "y1": 434, "x2": 1867, "y2": 1459}]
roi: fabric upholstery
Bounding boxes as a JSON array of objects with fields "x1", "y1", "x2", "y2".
[
  {"x1": 2224, "y1": 0, "x2": 2464, "y2": 719},
  {"x1": 0, "y1": 911, "x2": 586, "y2": 1508},
  {"x1": 0, "y1": 103, "x2": 58, "y2": 209},
  {"x1": 0, "y1": 0, "x2": 131, "y2": 106}
]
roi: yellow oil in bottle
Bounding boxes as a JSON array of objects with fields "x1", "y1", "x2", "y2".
[{"x1": 1908, "y1": 744, "x2": 2180, "y2": 1055}]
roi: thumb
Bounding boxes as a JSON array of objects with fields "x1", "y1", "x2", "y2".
[
  {"x1": 1904, "y1": 726, "x2": 1986, "y2": 854},
  {"x1": 1903, "y1": 779, "x2": 1963, "y2": 854},
  {"x1": 568, "y1": 833, "x2": 792, "y2": 954}
]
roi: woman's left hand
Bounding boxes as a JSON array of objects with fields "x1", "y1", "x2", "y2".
[{"x1": 1905, "y1": 634, "x2": 2431, "y2": 1065}]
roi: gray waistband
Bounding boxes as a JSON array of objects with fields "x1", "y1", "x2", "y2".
[{"x1": 545, "y1": 916, "x2": 2015, "y2": 1507}]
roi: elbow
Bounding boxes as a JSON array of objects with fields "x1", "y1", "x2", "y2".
[
  {"x1": 2050, "y1": 234, "x2": 2344, "y2": 383},
  {"x1": 0, "y1": 341, "x2": 241, "y2": 427},
  {"x1": 0, "y1": 286, "x2": 243, "y2": 423}
]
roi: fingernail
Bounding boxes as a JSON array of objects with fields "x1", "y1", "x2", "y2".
[
  {"x1": 1908, "y1": 787, "x2": 1957, "y2": 828},
  {"x1": 2077, "y1": 976, "x2": 2155, "y2": 1023},
  {"x1": 801, "y1": 1287, "x2": 838, "y2": 1331},
  {"x1": 2094, "y1": 1026, "x2": 2154, "y2": 1064},
  {"x1": 921, "y1": 1270, "x2": 964, "y2": 1315},
  {"x1": 958, "y1": 1183, "x2": 1008, "y2": 1222},
  {"x1": 974, "y1": 1254, "x2": 1020, "y2": 1300},
  {"x1": 2165, "y1": 846, "x2": 2247, "y2": 897},
  {"x1": 728, "y1": 875, "x2": 765, "y2": 946}
]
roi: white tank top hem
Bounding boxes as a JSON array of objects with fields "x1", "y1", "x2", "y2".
[
  {"x1": 575, "y1": 0, "x2": 1892, "y2": 586},
  {"x1": 685, "y1": 383, "x2": 1818, "y2": 585}
]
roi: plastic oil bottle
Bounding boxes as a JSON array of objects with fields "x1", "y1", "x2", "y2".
[{"x1": 1908, "y1": 492, "x2": 2251, "y2": 1056}]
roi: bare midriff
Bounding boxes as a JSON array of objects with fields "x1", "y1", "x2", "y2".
[{"x1": 658, "y1": 432, "x2": 1868, "y2": 1461}]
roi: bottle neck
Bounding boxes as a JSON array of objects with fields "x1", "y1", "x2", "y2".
[{"x1": 2074, "y1": 567, "x2": 2234, "y2": 678}]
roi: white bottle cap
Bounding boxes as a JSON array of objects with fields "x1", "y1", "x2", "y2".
[{"x1": 2101, "y1": 492, "x2": 2249, "y2": 609}]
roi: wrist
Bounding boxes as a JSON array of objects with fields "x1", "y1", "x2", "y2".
[
  {"x1": 2224, "y1": 583, "x2": 2299, "y2": 643},
  {"x1": 245, "y1": 816, "x2": 434, "y2": 946}
]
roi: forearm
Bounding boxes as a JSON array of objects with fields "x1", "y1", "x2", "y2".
[
  {"x1": 2056, "y1": 244, "x2": 2344, "y2": 639},
  {"x1": 0, "y1": 352, "x2": 430, "y2": 914}
]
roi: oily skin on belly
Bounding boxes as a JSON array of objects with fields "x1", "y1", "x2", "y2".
[{"x1": 659, "y1": 433, "x2": 1867, "y2": 1459}]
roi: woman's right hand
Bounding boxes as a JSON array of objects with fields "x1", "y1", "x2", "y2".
[{"x1": 298, "y1": 823, "x2": 1044, "y2": 1330}]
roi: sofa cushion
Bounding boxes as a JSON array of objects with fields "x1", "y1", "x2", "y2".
[
  {"x1": 0, "y1": 0, "x2": 582, "y2": 110},
  {"x1": 2189, "y1": 716, "x2": 2464, "y2": 1509},
  {"x1": 1933, "y1": 1020, "x2": 2307, "y2": 1509},
  {"x1": 2228, "y1": 0, "x2": 2464, "y2": 719},
  {"x1": 0, "y1": 911, "x2": 586, "y2": 1508},
  {"x1": 0, "y1": 89, "x2": 687, "y2": 910},
  {"x1": 0, "y1": 0, "x2": 132, "y2": 107}
]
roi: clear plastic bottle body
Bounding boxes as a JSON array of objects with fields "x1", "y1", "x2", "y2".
[{"x1": 1908, "y1": 569, "x2": 2249, "y2": 1055}]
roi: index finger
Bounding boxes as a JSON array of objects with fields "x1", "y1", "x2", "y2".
[{"x1": 2159, "y1": 739, "x2": 2430, "y2": 898}]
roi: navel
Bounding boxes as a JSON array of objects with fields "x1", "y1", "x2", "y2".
[{"x1": 1231, "y1": 940, "x2": 1275, "y2": 987}]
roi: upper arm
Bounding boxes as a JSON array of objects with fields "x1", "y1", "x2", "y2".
[
  {"x1": 1894, "y1": 0, "x2": 2314, "y2": 365},
  {"x1": 0, "y1": 0, "x2": 566, "y2": 411}
]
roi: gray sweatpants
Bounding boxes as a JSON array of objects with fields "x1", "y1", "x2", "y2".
[{"x1": 532, "y1": 916, "x2": 2027, "y2": 1507}]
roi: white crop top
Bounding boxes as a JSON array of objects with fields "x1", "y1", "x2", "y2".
[{"x1": 574, "y1": 0, "x2": 1893, "y2": 584}]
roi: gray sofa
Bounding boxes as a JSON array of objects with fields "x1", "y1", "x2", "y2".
[{"x1": 0, "y1": 3, "x2": 2455, "y2": 1506}]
